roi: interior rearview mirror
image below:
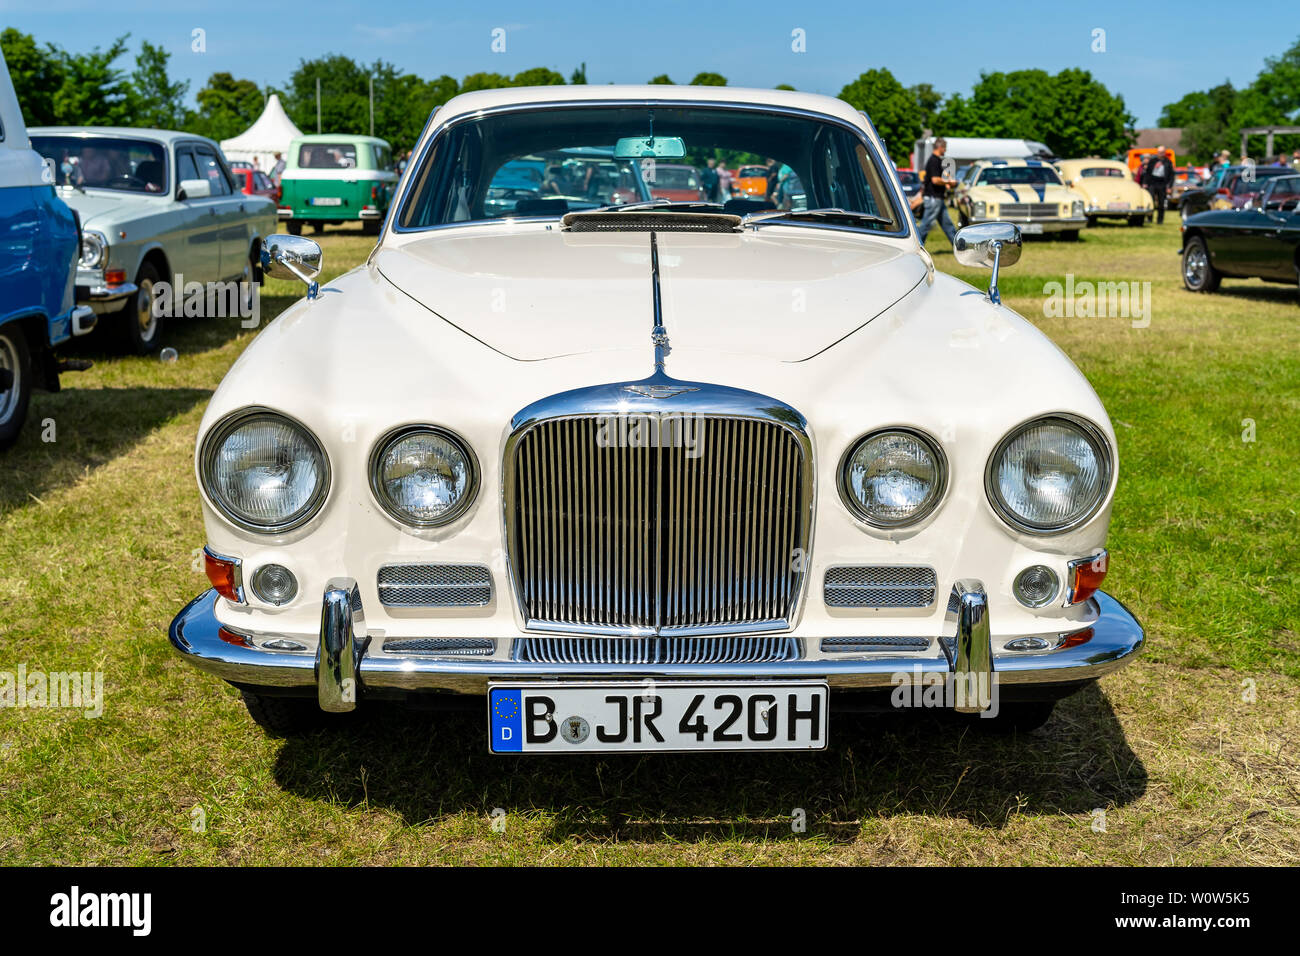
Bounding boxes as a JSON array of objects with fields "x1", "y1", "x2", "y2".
[{"x1": 613, "y1": 136, "x2": 686, "y2": 159}]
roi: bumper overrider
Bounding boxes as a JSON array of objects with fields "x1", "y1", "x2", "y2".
[{"x1": 169, "y1": 580, "x2": 1144, "y2": 714}]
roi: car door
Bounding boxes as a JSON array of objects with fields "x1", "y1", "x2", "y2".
[
  {"x1": 192, "y1": 144, "x2": 248, "y2": 281},
  {"x1": 1259, "y1": 178, "x2": 1300, "y2": 279},
  {"x1": 173, "y1": 144, "x2": 222, "y2": 283}
]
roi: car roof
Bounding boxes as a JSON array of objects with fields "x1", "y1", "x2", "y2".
[
  {"x1": 432, "y1": 84, "x2": 868, "y2": 130},
  {"x1": 27, "y1": 126, "x2": 213, "y2": 146},
  {"x1": 292, "y1": 133, "x2": 391, "y2": 146}
]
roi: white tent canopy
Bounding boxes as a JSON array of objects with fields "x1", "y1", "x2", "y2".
[{"x1": 219, "y1": 94, "x2": 303, "y2": 172}]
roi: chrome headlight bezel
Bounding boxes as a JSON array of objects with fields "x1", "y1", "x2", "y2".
[
  {"x1": 79, "y1": 229, "x2": 107, "y2": 269},
  {"x1": 984, "y1": 413, "x2": 1113, "y2": 535},
  {"x1": 199, "y1": 407, "x2": 331, "y2": 534},
  {"x1": 838, "y1": 426, "x2": 949, "y2": 529},
  {"x1": 368, "y1": 424, "x2": 479, "y2": 528}
]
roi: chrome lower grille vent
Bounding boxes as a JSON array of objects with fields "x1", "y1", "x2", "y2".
[
  {"x1": 514, "y1": 636, "x2": 799, "y2": 664},
  {"x1": 823, "y1": 566, "x2": 937, "y2": 608},
  {"x1": 377, "y1": 564, "x2": 492, "y2": 607}
]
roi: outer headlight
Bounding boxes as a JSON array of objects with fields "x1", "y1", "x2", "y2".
[
  {"x1": 986, "y1": 415, "x2": 1111, "y2": 533},
  {"x1": 80, "y1": 230, "x2": 107, "y2": 269},
  {"x1": 370, "y1": 426, "x2": 477, "y2": 527},
  {"x1": 1072, "y1": 200, "x2": 1085, "y2": 217},
  {"x1": 974, "y1": 200, "x2": 987, "y2": 217},
  {"x1": 200, "y1": 409, "x2": 330, "y2": 532},
  {"x1": 840, "y1": 428, "x2": 947, "y2": 528}
]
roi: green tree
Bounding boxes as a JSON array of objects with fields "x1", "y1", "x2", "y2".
[
  {"x1": 51, "y1": 34, "x2": 132, "y2": 126},
  {"x1": 908, "y1": 82, "x2": 944, "y2": 133},
  {"x1": 1044, "y1": 68, "x2": 1134, "y2": 157},
  {"x1": 459, "y1": 71, "x2": 513, "y2": 93},
  {"x1": 838, "y1": 68, "x2": 922, "y2": 164},
  {"x1": 128, "y1": 40, "x2": 189, "y2": 129},
  {"x1": 510, "y1": 67, "x2": 566, "y2": 87},
  {"x1": 774, "y1": 83, "x2": 796, "y2": 91},
  {"x1": 191, "y1": 72, "x2": 264, "y2": 141},
  {"x1": 690, "y1": 72, "x2": 727, "y2": 86},
  {"x1": 570, "y1": 62, "x2": 588, "y2": 85},
  {"x1": 648, "y1": 74, "x2": 674, "y2": 85},
  {"x1": 1, "y1": 28, "x2": 64, "y2": 126}
]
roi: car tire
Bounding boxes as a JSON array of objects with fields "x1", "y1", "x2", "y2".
[
  {"x1": 241, "y1": 692, "x2": 331, "y2": 736},
  {"x1": 0, "y1": 323, "x2": 32, "y2": 450},
  {"x1": 966, "y1": 700, "x2": 1057, "y2": 734},
  {"x1": 1182, "y1": 236, "x2": 1220, "y2": 292},
  {"x1": 958, "y1": 209, "x2": 970, "y2": 227},
  {"x1": 1085, "y1": 215, "x2": 1098, "y2": 228},
  {"x1": 1060, "y1": 229, "x2": 1080, "y2": 242},
  {"x1": 118, "y1": 260, "x2": 163, "y2": 354},
  {"x1": 1128, "y1": 215, "x2": 1144, "y2": 227},
  {"x1": 286, "y1": 220, "x2": 303, "y2": 236},
  {"x1": 311, "y1": 222, "x2": 325, "y2": 235},
  {"x1": 363, "y1": 217, "x2": 381, "y2": 236}
]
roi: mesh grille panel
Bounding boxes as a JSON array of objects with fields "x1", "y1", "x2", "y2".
[
  {"x1": 377, "y1": 564, "x2": 492, "y2": 607},
  {"x1": 514, "y1": 636, "x2": 799, "y2": 665},
  {"x1": 382, "y1": 638, "x2": 495, "y2": 656},
  {"x1": 823, "y1": 566, "x2": 937, "y2": 608},
  {"x1": 563, "y1": 212, "x2": 740, "y2": 233}
]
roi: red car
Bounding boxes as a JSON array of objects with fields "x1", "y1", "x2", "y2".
[
  {"x1": 232, "y1": 167, "x2": 280, "y2": 204},
  {"x1": 649, "y1": 163, "x2": 704, "y2": 202}
]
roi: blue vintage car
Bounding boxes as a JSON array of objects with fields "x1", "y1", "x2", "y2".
[{"x1": 0, "y1": 48, "x2": 96, "y2": 449}]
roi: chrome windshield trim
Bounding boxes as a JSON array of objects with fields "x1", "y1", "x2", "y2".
[{"x1": 391, "y1": 98, "x2": 910, "y2": 240}]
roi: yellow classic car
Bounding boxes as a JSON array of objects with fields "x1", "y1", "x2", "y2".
[
  {"x1": 1056, "y1": 158, "x2": 1153, "y2": 227},
  {"x1": 954, "y1": 158, "x2": 1088, "y2": 238}
]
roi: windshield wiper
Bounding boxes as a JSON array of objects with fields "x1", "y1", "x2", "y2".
[
  {"x1": 593, "y1": 198, "x2": 726, "y2": 212},
  {"x1": 741, "y1": 207, "x2": 893, "y2": 228}
]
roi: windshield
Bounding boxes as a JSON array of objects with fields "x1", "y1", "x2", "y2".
[
  {"x1": 897, "y1": 170, "x2": 919, "y2": 185},
  {"x1": 1080, "y1": 167, "x2": 1126, "y2": 178},
  {"x1": 31, "y1": 135, "x2": 168, "y2": 193},
  {"x1": 976, "y1": 165, "x2": 1063, "y2": 187},
  {"x1": 654, "y1": 166, "x2": 701, "y2": 190},
  {"x1": 1231, "y1": 168, "x2": 1290, "y2": 194},
  {"x1": 299, "y1": 143, "x2": 358, "y2": 169},
  {"x1": 399, "y1": 105, "x2": 903, "y2": 231}
]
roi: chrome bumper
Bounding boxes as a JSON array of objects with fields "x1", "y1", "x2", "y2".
[
  {"x1": 168, "y1": 582, "x2": 1144, "y2": 712},
  {"x1": 80, "y1": 282, "x2": 138, "y2": 312},
  {"x1": 969, "y1": 216, "x2": 1088, "y2": 233}
]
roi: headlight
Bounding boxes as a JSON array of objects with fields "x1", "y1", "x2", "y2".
[
  {"x1": 370, "y1": 426, "x2": 477, "y2": 527},
  {"x1": 200, "y1": 409, "x2": 330, "y2": 532},
  {"x1": 1072, "y1": 200, "x2": 1084, "y2": 217},
  {"x1": 80, "y1": 230, "x2": 106, "y2": 269},
  {"x1": 974, "y1": 200, "x2": 986, "y2": 217},
  {"x1": 840, "y1": 428, "x2": 947, "y2": 528},
  {"x1": 986, "y1": 415, "x2": 1111, "y2": 533}
]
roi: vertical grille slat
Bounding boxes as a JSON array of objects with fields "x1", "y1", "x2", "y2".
[{"x1": 510, "y1": 414, "x2": 807, "y2": 633}]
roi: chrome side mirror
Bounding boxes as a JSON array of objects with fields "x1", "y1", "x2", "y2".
[
  {"x1": 953, "y1": 222, "x2": 1022, "y2": 305},
  {"x1": 261, "y1": 234, "x2": 323, "y2": 300}
]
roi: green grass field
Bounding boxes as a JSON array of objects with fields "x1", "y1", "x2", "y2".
[{"x1": 0, "y1": 217, "x2": 1296, "y2": 865}]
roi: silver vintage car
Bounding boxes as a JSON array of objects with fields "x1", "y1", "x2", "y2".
[{"x1": 29, "y1": 128, "x2": 277, "y2": 352}]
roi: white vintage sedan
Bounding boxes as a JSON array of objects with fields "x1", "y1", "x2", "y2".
[{"x1": 169, "y1": 86, "x2": 1143, "y2": 751}]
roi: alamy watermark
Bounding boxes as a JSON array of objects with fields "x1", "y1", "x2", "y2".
[
  {"x1": 0, "y1": 665, "x2": 103, "y2": 718},
  {"x1": 152, "y1": 274, "x2": 260, "y2": 328},
  {"x1": 1043, "y1": 274, "x2": 1151, "y2": 328}
]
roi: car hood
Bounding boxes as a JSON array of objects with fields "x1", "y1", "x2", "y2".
[
  {"x1": 1069, "y1": 179, "x2": 1148, "y2": 204},
  {"x1": 969, "y1": 182, "x2": 1076, "y2": 204},
  {"x1": 374, "y1": 226, "x2": 927, "y2": 362},
  {"x1": 56, "y1": 189, "x2": 153, "y2": 229}
]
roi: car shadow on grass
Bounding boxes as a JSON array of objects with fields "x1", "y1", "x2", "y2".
[
  {"x1": 0, "y1": 385, "x2": 210, "y2": 514},
  {"x1": 270, "y1": 681, "x2": 1146, "y2": 841}
]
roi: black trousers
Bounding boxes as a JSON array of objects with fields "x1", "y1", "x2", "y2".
[{"x1": 1147, "y1": 185, "x2": 1168, "y2": 223}]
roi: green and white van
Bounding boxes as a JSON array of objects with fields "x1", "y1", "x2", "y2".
[{"x1": 277, "y1": 134, "x2": 398, "y2": 235}]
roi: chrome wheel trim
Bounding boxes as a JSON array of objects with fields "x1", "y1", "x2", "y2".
[
  {"x1": 136, "y1": 277, "x2": 158, "y2": 340},
  {"x1": 1184, "y1": 243, "x2": 1207, "y2": 287},
  {"x1": 0, "y1": 333, "x2": 19, "y2": 425}
]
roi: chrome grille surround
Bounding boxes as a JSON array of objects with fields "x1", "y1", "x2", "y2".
[
  {"x1": 377, "y1": 564, "x2": 492, "y2": 607},
  {"x1": 823, "y1": 565, "x2": 937, "y2": 608},
  {"x1": 514, "y1": 636, "x2": 800, "y2": 664},
  {"x1": 503, "y1": 375, "x2": 815, "y2": 637},
  {"x1": 999, "y1": 202, "x2": 1060, "y2": 220}
]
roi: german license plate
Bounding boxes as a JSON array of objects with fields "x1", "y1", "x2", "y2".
[
  {"x1": 1107, "y1": 202, "x2": 1129, "y2": 210},
  {"x1": 310, "y1": 197, "x2": 342, "y2": 206},
  {"x1": 488, "y1": 681, "x2": 828, "y2": 753},
  {"x1": 1020, "y1": 222, "x2": 1044, "y2": 234}
]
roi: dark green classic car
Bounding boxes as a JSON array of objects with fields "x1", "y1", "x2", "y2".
[{"x1": 1181, "y1": 174, "x2": 1300, "y2": 299}]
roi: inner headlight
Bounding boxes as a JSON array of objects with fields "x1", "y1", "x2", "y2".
[
  {"x1": 200, "y1": 409, "x2": 330, "y2": 532},
  {"x1": 840, "y1": 428, "x2": 947, "y2": 528},
  {"x1": 974, "y1": 200, "x2": 987, "y2": 217},
  {"x1": 370, "y1": 426, "x2": 477, "y2": 527},
  {"x1": 1072, "y1": 200, "x2": 1085, "y2": 216},
  {"x1": 986, "y1": 415, "x2": 1111, "y2": 533},
  {"x1": 79, "y1": 230, "x2": 106, "y2": 269}
]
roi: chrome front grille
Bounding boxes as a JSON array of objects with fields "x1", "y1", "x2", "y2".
[
  {"x1": 514, "y1": 636, "x2": 799, "y2": 664},
  {"x1": 824, "y1": 566, "x2": 937, "y2": 608},
  {"x1": 1000, "y1": 202, "x2": 1059, "y2": 220},
  {"x1": 506, "y1": 413, "x2": 810, "y2": 635},
  {"x1": 377, "y1": 564, "x2": 492, "y2": 607}
]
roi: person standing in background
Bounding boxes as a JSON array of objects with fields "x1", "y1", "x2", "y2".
[
  {"x1": 269, "y1": 151, "x2": 286, "y2": 187},
  {"x1": 701, "y1": 158, "x2": 720, "y2": 203},
  {"x1": 917, "y1": 138, "x2": 958, "y2": 248},
  {"x1": 717, "y1": 162, "x2": 732, "y2": 203},
  {"x1": 1142, "y1": 147, "x2": 1174, "y2": 224}
]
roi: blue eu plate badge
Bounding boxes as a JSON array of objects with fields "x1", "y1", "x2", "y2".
[{"x1": 490, "y1": 688, "x2": 522, "y2": 752}]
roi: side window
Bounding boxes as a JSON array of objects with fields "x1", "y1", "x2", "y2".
[
  {"x1": 193, "y1": 146, "x2": 231, "y2": 196},
  {"x1": 176, "y1": 148, "x2": 200, "y2": 191}
]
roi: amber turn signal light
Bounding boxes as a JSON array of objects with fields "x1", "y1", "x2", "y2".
[
  {"x1": 1066, "y1": 551, "x2": 1108, "y2": 605},
  {"x1": 203, "y1": 548, "x2": 245, "y2": 603}
]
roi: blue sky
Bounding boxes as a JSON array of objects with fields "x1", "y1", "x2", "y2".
[{"x1": 2, "y1": 0, "x2": 1294, "y2": 127}]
